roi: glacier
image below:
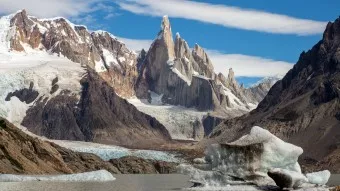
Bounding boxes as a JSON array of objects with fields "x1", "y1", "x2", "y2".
[
  {"x1": 52, "y1": 140, "x2": 180, "y2": 163},
  {"x1": 0, "y1": 170, "x2": 115, "y2": 182},
  {"x1": 128, "y1": 92, "x2": 207, "y2": 141}
]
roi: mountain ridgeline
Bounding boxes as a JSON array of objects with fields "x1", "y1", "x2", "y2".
[
  {"x1": 210, "y1": 17, "x2": 340, "y2": 173},
  {"x1": 0, "y1": 10, "x2": 275, "y2": 144}
]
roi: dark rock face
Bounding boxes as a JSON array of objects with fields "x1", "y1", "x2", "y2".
[
  {"x1": 9, "y1": 10, "x2": 137, "y2": 98},
  {"x1": 109, "y1": 156, "x2": 177, "y2": 174},
  {"x1": 211, "y1": 17, "x2": 340, "y2": 173},
  {"x1": 21, "y1": 69, "x2": 171, "y2": 147},
  {"x1": 202, "y1": 115, "x2": 224, "y2": 136},
  {"x1": 5, "y1": 82, "x2": 39, "y2": 104},
  {"x1": 267, "y1": 170, "x2": 294, "y2": 189}
]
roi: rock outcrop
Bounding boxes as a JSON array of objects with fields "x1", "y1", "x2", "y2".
[{"x1": 210, "y1": 17, "x2": 340, "y2": 173}]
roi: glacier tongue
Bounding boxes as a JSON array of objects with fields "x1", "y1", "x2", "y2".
[{"x1": 52, "y1": 140, "x2": 180, "y2": 163}]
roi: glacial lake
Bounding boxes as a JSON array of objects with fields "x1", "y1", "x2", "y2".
[{"x1": 0, "y1": 174, "x2": 338, "y2": 191}]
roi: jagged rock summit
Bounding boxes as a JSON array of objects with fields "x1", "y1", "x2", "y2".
[{"x1": 136, "y1": 16, "x2": 255, "y2": 113}]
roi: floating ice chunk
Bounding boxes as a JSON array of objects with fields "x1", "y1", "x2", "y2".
[
  {"x1": 306, "y1": 170, "x2": 331, "y2": 185},
  {"x1": 193, "y1": 157, "x2": 206, "y2": 164},
  {"x1": 0, "y1": 170, "x2": 115, "y2": 182},
  {"x1": 206, "y1": 126, "x2": 303, "y2": 178},
  {"x1": 202, "y1": 126, "x2": 304, "y2": 186}
]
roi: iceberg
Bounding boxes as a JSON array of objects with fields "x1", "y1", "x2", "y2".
[
  {"x1": 306, "y1": 170, "x2": 331, "y2": 185},
  {"x1": 178, "y1": 126, "x2": 331, "y2": 190},
  {"x1": 0, "y1": 170, "x2": 115, "y2": 182},
  {"x1": 205, "y1": 126, "x2": 303, "y2": 184}
]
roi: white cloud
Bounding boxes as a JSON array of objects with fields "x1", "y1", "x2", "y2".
[
  {"x1": 117, "y1": 37, "x2": 153, "y2": 51},
  {"x1": 104, "y1": 13, "x2": 116, "y2": 20},
  {"x1": 0, "y1": 0, "x2": 98, "y2": 18},
  {"x1": 117, "y1": 0, "x2": 327, "y2": 35},
  {"x1": 206, "y1": 50, "x2": 293, "y2": 77}
]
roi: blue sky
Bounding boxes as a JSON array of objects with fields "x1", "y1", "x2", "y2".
[{"x1": 1, "y1": 0, "x2": 339, "y2": 86}]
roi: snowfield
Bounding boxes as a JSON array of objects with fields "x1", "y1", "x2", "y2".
[
  {"x1": 0, "y1": 170, "x2": 115, "y2": 182},
  {"x1": 0, "y1": 52, "x2": 86, "y2": 124}
]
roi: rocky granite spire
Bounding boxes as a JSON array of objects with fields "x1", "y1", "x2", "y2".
[
  {"x1": 158, "y1": 15, "x2": 175, "y2": 59},
  {"x1": 226, "y1": 68, "x2": 239, "y2": 90},
  {"x1": 174, "y1": 32, "x2": 191, "y2": 59},
  {"x1": 136, "y1": 16, "x2": 255, "y2": 113},
  {"x1": 192, "y1": 43, "x2": 215, "y2": 79}
]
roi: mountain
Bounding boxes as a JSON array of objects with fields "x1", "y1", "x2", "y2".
[
  {"x1": 0, "y1": 10, "x2": 274, "y2": 143},
  {"x1": 243, "y1": 76, "x2": 281, "y2": 104},
  {"x1": 0, "y1": 10, "x2": 171, "y2": 147},
  {"x1": 131, "y1": 16, "x2": 278, "y2": 140},
  {"x1": 9, "y1": 10, "x2": 137, "y2": 98},
  {"x1": 135, "y1": 16, "x2": 254, "y2": 113},
  {"x1": 209, "y1": 17, "x2": 340, "y2": 173}
]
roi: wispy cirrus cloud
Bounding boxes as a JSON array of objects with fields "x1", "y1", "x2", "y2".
[
  {"x1": 0, "y1": 0, "x2": 99, "y2": 18},
  {"x1": 206, "y1": 50, "x2": 293, "y2": 77},
  {"x1": 117, "y1": 0, "x2": 327, "y2": 36}
]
